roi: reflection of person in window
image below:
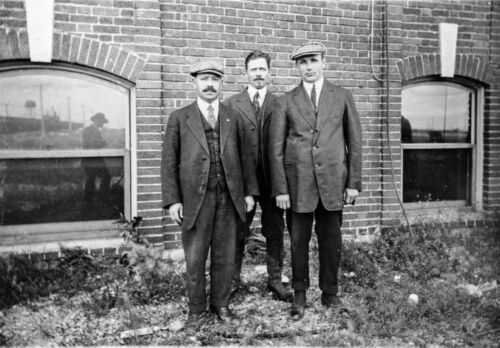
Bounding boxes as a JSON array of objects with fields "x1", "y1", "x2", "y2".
[
  {"x1": 401, "y1": 115, "x2": 413, "y2": 143},
  {"x1": 401, "y1": 115, "x2": 417, "y2": 201},
  {"x1": 82, "y1": 112, "x2": 110, "y2": 205}
]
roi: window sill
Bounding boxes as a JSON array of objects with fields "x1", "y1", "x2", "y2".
[
  {"x1": 404, "y1": 203, "x2": 484, "y2": 225},
  {"x1": 0, "y1": 220, "x2": 119, "y2": 246}
]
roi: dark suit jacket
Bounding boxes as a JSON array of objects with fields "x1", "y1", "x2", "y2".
[
  {"x1": 161, "y1": 101, "x2": 259, "y2": 230},
  {"x1": 225, "y1": 88, "x2": 280, "y2": 194},
  {"x1": 269, "y1": 80, "x2": 362, "y2": 213}
]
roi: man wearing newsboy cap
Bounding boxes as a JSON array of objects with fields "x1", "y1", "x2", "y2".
[
  {"x1": 161, "y1": 59, "x2": 258, "y2": 324},
  {"x1": 268, "y1": 42, "x2": 362, "y2": 318}
]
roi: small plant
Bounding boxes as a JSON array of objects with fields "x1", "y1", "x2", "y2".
[{"x1": 115, "y1": 214, "x2": 147, "y2": 246}]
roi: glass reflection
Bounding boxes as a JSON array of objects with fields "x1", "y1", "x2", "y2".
[
  {"x1": 403, "y1": 149, "x2": 471, "y2": 203},
  {"x1": 401, "y1": 84, "x2": 473, "y2": 143},
  {"x1": 0, "y1": 157, "x2": 124, "y2": 225},
  {"x1": 0, "y1": 70, "x2": 127, "y2": 150}
]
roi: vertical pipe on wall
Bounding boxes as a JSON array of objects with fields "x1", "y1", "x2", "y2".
[{"x1": 382, "y1": 0, "x2": 412, "y2": 229}]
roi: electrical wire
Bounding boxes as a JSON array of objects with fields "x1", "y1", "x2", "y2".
[
  {"x1": 381, "y1": 0, "x2": 412, "y2": 231},
  {"x1": 371, "y1": 0, "x2": 400, "y2": 83}
]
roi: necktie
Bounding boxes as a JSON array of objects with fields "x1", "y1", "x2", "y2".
[
  {"x1": 310, "y1": 84, "x2": 317, "y2": 113},
  {"x1": 207, "y1": 104, "x2": 216, "y2": 128},
  {"x1": 253, "y1": 91, "x2": 260, "y2": 115}
]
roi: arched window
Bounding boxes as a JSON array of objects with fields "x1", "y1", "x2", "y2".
[
  {"x1": 401, "y1": 79, "x2": 483, "y2": 209},
  {"x1": 0, "y1": 65, "x2": 132, "y2": 240}
]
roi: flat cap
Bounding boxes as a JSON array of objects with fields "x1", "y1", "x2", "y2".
[
  {"x1": 290, "y1": 42, "x2": 326, "y2": 60},
  {"x1": 90, "y1": 112, "x2": 108, "y2": 123},
  {"x1": 189, "y1": 59, "x2": 224, "y2": 77}
]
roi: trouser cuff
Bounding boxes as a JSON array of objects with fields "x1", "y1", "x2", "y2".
[{"x1": 320, "y1": 285, "x2": 338, "y2": 295}]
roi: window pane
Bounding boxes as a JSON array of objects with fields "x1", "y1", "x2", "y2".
[
  {"x1": 0, "y1": 157, "x2": 124, "y2": 225},
  {"x1": 401, "y1": 84, "x2": 473, "y2": 143},
  {"x1": 0, "y1": 70, "x2": 128, "y2": 150},
  {"x1": 403, "y1": 149, "x2": 471, "y2": 203}
]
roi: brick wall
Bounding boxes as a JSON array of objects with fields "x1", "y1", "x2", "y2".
[
  {"x1": 0, "y1": 0, "x2": 498, "y2": 250},
  {"x1": 485, "y1": 1, "x2": 500, "y2": 210}
]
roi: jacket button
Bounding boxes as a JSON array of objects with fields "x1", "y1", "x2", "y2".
[{"x1": 202, "y1": 157, "x2": 207, "y2": 161}]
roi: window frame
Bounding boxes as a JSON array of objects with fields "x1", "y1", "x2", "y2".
[
  {"x1": 401, "y1": 76, "x2": 484, "y2": 211},
  {"x1": 0, "y1": 63, "x2": 136, "y2": 242}
]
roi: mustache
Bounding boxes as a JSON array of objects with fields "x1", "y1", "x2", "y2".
[
  {"x1": 202, "y1": 86, "x2": 217, "y2": 92},
  {"x1": 253, "y1": 77, "x2": 265, "y2": 81}
]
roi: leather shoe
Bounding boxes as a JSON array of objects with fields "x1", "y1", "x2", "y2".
[
  {"x1": 290, "y1": 290, "x2": 306, "y2": 319},
  {"x1": 186, "y1": 311, "x2": 205, "y2": 328},
  {"x1": 230, "y1": 281, "x2": 241, "y2": 299},
  {"x1": 209, "y1": 305, "x2": 237, "y2": 323},
  {"x1": 267, "y1": 282, "x2": 293, "y2": 302},
  {"x1": 321, "y1": 293, "x2": 341, "y2": 308}
]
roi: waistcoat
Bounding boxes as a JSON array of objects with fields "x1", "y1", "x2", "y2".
[{"x1": 200, "y1": 110, "x2": 227, "y2": 190}]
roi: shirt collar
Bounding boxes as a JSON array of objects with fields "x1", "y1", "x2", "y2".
[
  {"x1": 247, "y1": 85, "x2": 267, "y2": 102},
  {"x1": 303, "y1": 77, "x2": 324, "y2": 95},
  {"x1": 197, "y1": 97, "x2": 219, "y2": 117}
]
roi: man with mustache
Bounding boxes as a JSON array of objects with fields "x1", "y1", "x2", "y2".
[
  {"x1": 225, "y1": 51, "x2": 293, "y2": 302},
  {"x1": 269, "y1": 42, "x2": 362, "y2": 318},
  {"x1": 162, "y1": 60, "x2": 258, "y2": 324}
]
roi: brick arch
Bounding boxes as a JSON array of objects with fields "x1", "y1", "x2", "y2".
[
  {"x1": 0, "y1": 28, "x2": 146, "y2": 83},
  {"x1": 396, "y1": 53, "x2": 494, "y2": 85}
]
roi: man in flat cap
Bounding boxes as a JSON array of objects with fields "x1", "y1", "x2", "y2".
[
  {"x1": 269, "y1": 42, "x2": 362, "y2": 318},
  {"x1": 225, "y1": 50, "x2": 292, "y2": 302},
  {"x1": 161, "y1": 59, "x2": 258, "y2": 324},
  {"x1": 82, "y1": 112, "x2": 110, "y2": 212}
]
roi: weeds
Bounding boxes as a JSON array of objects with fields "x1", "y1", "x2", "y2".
[{"x1": 1, "y1": 222, "x2": 499, "y2": 346}]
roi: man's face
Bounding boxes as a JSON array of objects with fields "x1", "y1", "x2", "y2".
[
  {"x1": 295, "y1": 54, "x2": 325, "y2": 83},
  {"x1": 94, "y1": 119, "x2": 106, "y2": 128},
  {"x1": 194, "y1": 73, "x2": 222, "y2": 102},
  {"x1": 246, "y1": 57, "x2": 270, "y2": 90}
]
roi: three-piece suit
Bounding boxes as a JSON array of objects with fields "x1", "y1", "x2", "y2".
[
  {"x1": 225, "y1": 89, "x2": 286, "y2": 286},
  {"x1": 162, "y1": 101, "x2": 258, "y2": 313}
]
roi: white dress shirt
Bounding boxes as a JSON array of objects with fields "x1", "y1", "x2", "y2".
[
  {"x1": 197, "y1": 97, "x2": 219, "y2": 122},
  {"x1": 303, "y1": 77, "x2": 324, "y2": 108},
  {"x1": 247, "y1": 85, "x2": 267, "y2": 108}
]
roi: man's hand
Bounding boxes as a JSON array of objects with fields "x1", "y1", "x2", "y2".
[
  {"x1": 344, "y1": 188, "x2": 359, "y2": 205},
  {"x1": 276, "y1": 194, "x2": 290, "y2": 210},
  {"x1": 244, "y1": 196, "x2": 255, "y2": 212},
  {"x1": 169, "y1": 203, "x2": 183, "y2": 225}
]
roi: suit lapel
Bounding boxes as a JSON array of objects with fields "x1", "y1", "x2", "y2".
[
  {"x1": 315, "y1": 80, "x2": 335, "y2": 140},
  {"x1": 219, "y1": 103, "x2": 232, "y2": 153},
  {"x1": 185, "y1": 102, "x2": 209, "y2": 154},
  {"x1": 260, "y1": 92, "x2": 275, "y2": 126},
  {"x1": 233, "y1": 90, "x2": 258, "y2": 127},
  {"x1": 292, "y1": 84, "x2": 316, "y2": 129}
]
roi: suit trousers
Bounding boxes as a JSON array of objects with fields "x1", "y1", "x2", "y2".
[
  {"x1": 288, "y1": 200, "x2": 342, "y2": 295},
  {"x1": 234, "y1": 185, "x2": 285, "y2": 283},
  {"x1": 182, "y1": 181, "x2": 238, "y2": 313}
]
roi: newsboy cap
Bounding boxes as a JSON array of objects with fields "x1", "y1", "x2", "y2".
[
  {"x1": 189, "y1": 59, "x2": 224, "y2": 77},
  {"x1": 290, "y1": 42, "x2": 326, "y2": 60},
  {"x1": 90, "y1": 112, "x2": 108, "y2": 123}
]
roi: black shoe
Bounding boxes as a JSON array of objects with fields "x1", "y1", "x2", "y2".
[
  {"x1": 267, "y1": 282, "x2": 293, "y2": 302},
  {"x1": 321, "y1": 293, "x2": 341, "y2": 308},
  {"x1": 290, "y1": 290, "x2": 306, "y2": 319},
  {"x1": 230, "y1": 280, "x2": 241, "y2": 299},
  {"x1": 186, "y1": 311, "x2": 206, "y2": 328},
  {"x1": 209, "y1": 305, "x2": 237, "y2": 324}
]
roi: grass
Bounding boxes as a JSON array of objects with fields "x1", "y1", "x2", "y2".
[{"x1": 0, "y1": 222, "x2": 499, "y2": 346}]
